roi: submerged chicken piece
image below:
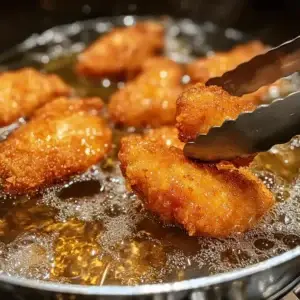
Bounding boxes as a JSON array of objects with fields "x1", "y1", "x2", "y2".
[
  {"x1": 176, "y1": 83, "x2": 258, "y2": 142},
  {"x1": 108, "y1": 57, "x2": 183, "y2": 128},
  {"x1": 119, "y1": 135, "x2": 274, "y2": 237},
  {"x1": 76, "y1": 22, "x2": 164, "y2": 78},
  {"x1": 0, "y1": 68, "x2": 71, "y2": 127},
  {"x1": 187, "y1": 41, "x2": 267, "y2": 83},
  {"x1": 0, "y1": 97, "x2": 112, "y2": 194}
]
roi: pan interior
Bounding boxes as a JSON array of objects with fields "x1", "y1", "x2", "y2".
[{"x1": 0, "y1": 16, "x2": 299, "y2": 286}]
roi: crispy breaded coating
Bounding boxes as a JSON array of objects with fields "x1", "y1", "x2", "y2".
[
  {"x1": 187, "y1": 41, "x2": 267, "y2": 83},
  {"x1": 31, "y1": 96, "x2": 103, "y2": 119},
  {"x1": 0, "y1": 97, "x2": 112, "y2": 194},
  {"x1": 119, "y1": 135, "x2": 274, "y2": 237},
  {"x1": 0, "y1": 68, "x2": 71, "y2": 127},
  {"x1": 145, "y1": 126, "x2": 184, "y2": 149},
  {"x1": 76, "y1": 22, "x2": 164, "y2": 78},
  {"x1": 108, "y1": 57, "x2": 183, "y2": 128},
  {"x1": 176, "y1": 83, "x2": 258, "y2": 142}
]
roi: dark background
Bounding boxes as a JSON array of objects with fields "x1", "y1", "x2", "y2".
[{"x1": 1, "y1": 0, "x2": 300, "y2": 49}]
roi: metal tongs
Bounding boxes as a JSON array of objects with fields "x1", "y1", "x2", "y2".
[{"x1": 184, "y1": 35, "x2": 300, "y2": 162}]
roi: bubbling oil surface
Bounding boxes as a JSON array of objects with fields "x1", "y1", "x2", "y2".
[{"x1": 0, "y1": 17, "x2": 299, "y2": 286}]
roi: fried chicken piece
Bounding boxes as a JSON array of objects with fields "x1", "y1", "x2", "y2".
[
  {"x1": 176, "y1": 83, "x2": 258, "y2": 142},
  {"x1": 0, "y1": 68, "x2": 72, "y2": 127},
  {"x1": 0, "y1": 97, "x2": 112, "y2": 194},
  {"x1": 76, "y1": 22, "x2": 164, "y2": 78},
  {"x1": 119, "y1": 134, "x2": 274, "y2": 237},
  {"x1": 187, "y1": 41, "x2": 267, "y2": 83},
  {"x1": 108, "y1": 57, "x2": 183, "y2": 128}
]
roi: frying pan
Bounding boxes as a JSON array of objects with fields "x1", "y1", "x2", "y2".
[{"x1": 0, "y1": 1, "x2": 299, "y2": 299}]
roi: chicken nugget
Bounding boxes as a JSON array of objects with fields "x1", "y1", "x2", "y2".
[
  {"x1": 176, "y1": 83, "x2": 258, "y2": 142},
  {"x1": 76, "y1": 22, "x2": 164, "y2": 78},
  {"x1": 108, "y1": 57, "x2": 183, "y2": 128},
  {"x1": 187, "y1": 41, "x2": 266, "y2": 83},
  {"x1": 0, "y1": 97, "x2": 112, "y2": 194},
  {"x1": 119, "y1": 135, "x2": 274, "y2": 237},
  {"x1": 0, "y1": 68, "x2": 71, "y2": 127}
]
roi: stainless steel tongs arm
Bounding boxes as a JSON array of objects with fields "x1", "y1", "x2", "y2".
[
  {"x1": 184, "y1": 35, "x2": 300, "y2": 161},
  {"x1": 184, "y1": 91, "x2": 300, "y2": 161},
  {"x1": 206, "y1": 35, "x2": 300, "y2": 97}
]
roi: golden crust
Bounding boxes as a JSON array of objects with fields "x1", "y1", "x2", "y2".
[
  {"x1": 145, "y1": 126, "x2": 184, "y2": 149},
  {"x1": 76, "y1": 22, "x2": 164, "y2": 78},
  {"x1": 176, "y1": 83, "x2": 258, "y2": 142},
  {"x1": 187, "y1": 41, "x2": 267, "y2": 83},
  {"x1": 108, "y1": 57, "x2": 183, "y2": 128},
  {"x1": 0, "y1": 97, "x2": 112, "y2": 195},
  {"x1": 0, "y1": 68, "x2": 71, "y2": 127},
  {"x1": 31, "y1": 96, "x2": 103, "y2": 119},
  {"x1": 118, "y1": 134, "x2": 274, "y2": 237}
]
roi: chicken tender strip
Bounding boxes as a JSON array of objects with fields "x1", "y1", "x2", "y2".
[
  {"x1": 76, "y1": 22, "x2": 164, "y2": 78},
  {"x1": 0, "y1": 97, "x2": 112, "y2": 195},
  {"x1": 108, "y1": 57, "x2": 183, "y2": 128},
  {"x1": 0, "y1": 68, "x2": 71, "y2": 127},
  {"x1": 187, "y1": 41, "x2": 267, "y2": 83},
  {"x1": 176, "y1": 83, "x2": 258, "y2": 142},
  {"x1": 119, "y1": 135, "x2": 274, "y2": 237}
]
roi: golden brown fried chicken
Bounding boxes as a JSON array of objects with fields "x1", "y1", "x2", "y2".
[
  {"x1": 0, "y1": 97, "x2": 112, "y2": 195},
  {"x1": 108, "y1": 57, "x2": 183, "y2": 128},
  {"x1": 0, "y1": 68, "x2": 71, "y2": 127},
  {"x1": 187, "y1": 41, "x2": 267, "y2": 83},
  {"x1": 176, "y1": 83, "x2": 258, "y2": 142},
  {"x1": 119, "y1": 134, "x2": 274, "y2": 237},
  {"x1": 76, "y1": 22, "x2": 164, "y2": 78}
]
